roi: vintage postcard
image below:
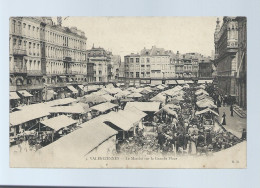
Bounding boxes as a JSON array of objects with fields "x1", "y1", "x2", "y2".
[{"x1": 9, "y1": 17, "x2": 247, "y2": 168}]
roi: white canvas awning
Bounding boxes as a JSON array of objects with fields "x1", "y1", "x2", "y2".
[
  {"x1": 102, "y1": 112, "x2": 134, "y2": 131},
  {"x1": 195, "y1": 108, "x2": 219, "y2": 116},
  {"x1": 45, "y1": 98, "x2": 77, "y2": 107},
  {"x1": 17, "y1": 90, "x2": 33, "y2": 97},
  {"x1": 124, "y1": 102, "x2": 160, "y2": 112},
  {"x1": 10, "y1": 92, "x2": 20, "y2": 100},
  {"x1": 10, "y1": 108, "x2": 50, "y2": 126},
  {"x1": 177, "y1": 80, "x2": 186, "y2": 84},
  {"x1": 91, "y1": 102, "x2": 118, "y2": 113},
  {"x1": 41, "y1": 115, "x2": 77, "y2": 132},
  {"x1": 102, "y1": 107, "x2": 147, "y2": 131},
  {"x1": 38, "y1": 121, "x2": 117, "y2": 160},
  {"x1": 166, "y1": 80, "x2": 178, "y2": 85},
  {"x1": 198, "y1": 80, "x2": 213, "y2": 84},
  {"x1": 49, "y1": 103, "x2": 90, "y2": 114},
  {"x1": 186, "y1": 80, "x2": 194, "y2": 84},
  {"x1": 151, "y1": 80, "x2": 162, "y2": 85}
]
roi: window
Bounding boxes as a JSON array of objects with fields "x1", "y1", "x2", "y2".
[
  {"x1": 130, "y1": 58, "x2": 133, "y2": 63},
  {"x1": 17, "y1": 22, "x2": 21, "y2": 33},
  {"x1": 16, "y1": 79, "x2": 23, "y2": 86},
  {"x1": 28, "y1": 25, "x2": 31, "y2": 30},
  {"x1": 23, "y1": 23, "x2": 26, "y2": 28},
  {"x1": 13, "y1": 38, "x2": 16, "y2": 46},
  {"x1": 18, "y1": 40, "x2": 22, "y2": 46},
  {"x1": 130, "y1": 72, "x2": 133, "y2": 78},
  {"x1": 33, "y1": 26, "x2": 35, "y2": 31},
  {"x1": 147, "y1": 58, "x2": 150, "y2": 63},
  {"x1": 12, "y1": 20, "x2": 16, "y2": 33},
  {"x1": 136, "y1": 58, "x2": 139, "y2": 63},
  {"x1": 136, "y1": 72, "x2": 139, "y2": 78},
  {"x1": 24, "y1": 41, "x2": 27, "y2": 47}
]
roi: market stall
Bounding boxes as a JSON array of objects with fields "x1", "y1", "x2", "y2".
[
  {"x1": 90, "y1": 102, "x2": 118, "y2": 116},
  {"x1": 195, "y1": 108, "x2": 219, "y2": 130}
]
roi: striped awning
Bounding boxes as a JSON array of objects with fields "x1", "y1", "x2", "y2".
[
  {"x1": 78, "y1": 85, "x2": 84, "y2": 90},
  {"x1": 67, "y1": 86, "x2": 78, "y2": 94}
]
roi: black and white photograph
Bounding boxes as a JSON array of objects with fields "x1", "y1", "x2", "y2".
[{"x1": 9, "y1": 16, "x2": 247, "y2": 168}]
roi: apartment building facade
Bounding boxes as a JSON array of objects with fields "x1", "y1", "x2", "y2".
[{"x1": 9, "y1": 17, "x2": 87, "y2": 104}]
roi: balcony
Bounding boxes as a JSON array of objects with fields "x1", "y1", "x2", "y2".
[
  {"x1": 10, "y1": 67, "x2": 27, "y2": 74},
  {"x1": 175, "y1": 70, "x2": 183, "y2": 73},
  {"x1": 27, "y1": 70, "x2": 43, "y2": 76},
  {"x1": 13, "y1": 49, "x2": 27, "y2": 56},
  {"x1": 63, "y1": 57, "x2": 72, "y2": 62}
]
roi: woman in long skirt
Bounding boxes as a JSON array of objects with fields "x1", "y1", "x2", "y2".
[
  {"x1": 189, "y1": 135, "x2": 197, "y2": 155},
  {"x1": 222, "y1": 112, "x2": 226, "y2": 125}
]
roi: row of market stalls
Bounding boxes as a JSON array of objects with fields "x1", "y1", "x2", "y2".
[
  {"x1": 194, "y1": 85, "x2": 219, "y2": 130},
  {"x1": 9, "y1": 81, "x2": 202, "y2": 153},
  {"x1": 36, "y1": 104, "x2": 155, "y2": 160},
  {"x1": 9, "y1": 97, "x2": 91, "y2": 147},
  {"x1": 37, "y1": 119, "x2": 118, "y2": 162},
  {"x1": 10, "y1": 81, "x2": 167, "y2": 155}
]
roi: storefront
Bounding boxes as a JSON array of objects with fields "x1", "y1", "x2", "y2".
[
  {"x1": 42, "y1": 89, "x2": 58, "y2": 101},
  {"x1": 151, "y1": 80, "x2": 162, "y2": 86},
  {"x1": 17, "y1": 90, "x2": 33, "y2": 105},
  {"x1": 67, "y1": 85, "x2": 78, "y2": 98},
  {"x1": 10, "y1": 92, "x2": 20, "y2": 109},
  {"x1": 165, "y1": 80, "x2": 178, "y2": 85}
]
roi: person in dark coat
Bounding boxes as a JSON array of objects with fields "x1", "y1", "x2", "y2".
[
  {"x1": 230, "y1": 104, "x2": 234, "y2": 117},
  {"x1": 222, "y1": 112, "x2": 226, "y2": 125},
  {"x1": 241, "y1": 129, "x2": 247, "y2": 140},
  {"x1": 158, "y1": 133, "x2": 165, "y2": 150}
]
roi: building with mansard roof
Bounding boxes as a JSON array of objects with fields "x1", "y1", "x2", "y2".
[{"x1": 9, "y1": 17, "x2": 87, "y2": 106}]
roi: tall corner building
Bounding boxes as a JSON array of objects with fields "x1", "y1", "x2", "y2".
[
  {"x1": 9, "y1": 17, "x2": 87, "y2": 103},
  {"x1": 87, "y1": 46, "x2": 110, "y2": 83},
  {"x1": 214, "y1": 17, "x2": 247, "y2": 109}
]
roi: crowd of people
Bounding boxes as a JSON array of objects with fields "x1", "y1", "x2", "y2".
[{"x1": 118, "y1": 83, "x2": 243, "y2": 156}]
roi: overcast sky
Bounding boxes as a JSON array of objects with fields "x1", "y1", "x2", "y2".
[{"x1": 57, "y1": 17, "x2": 218, "y2": 59}]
